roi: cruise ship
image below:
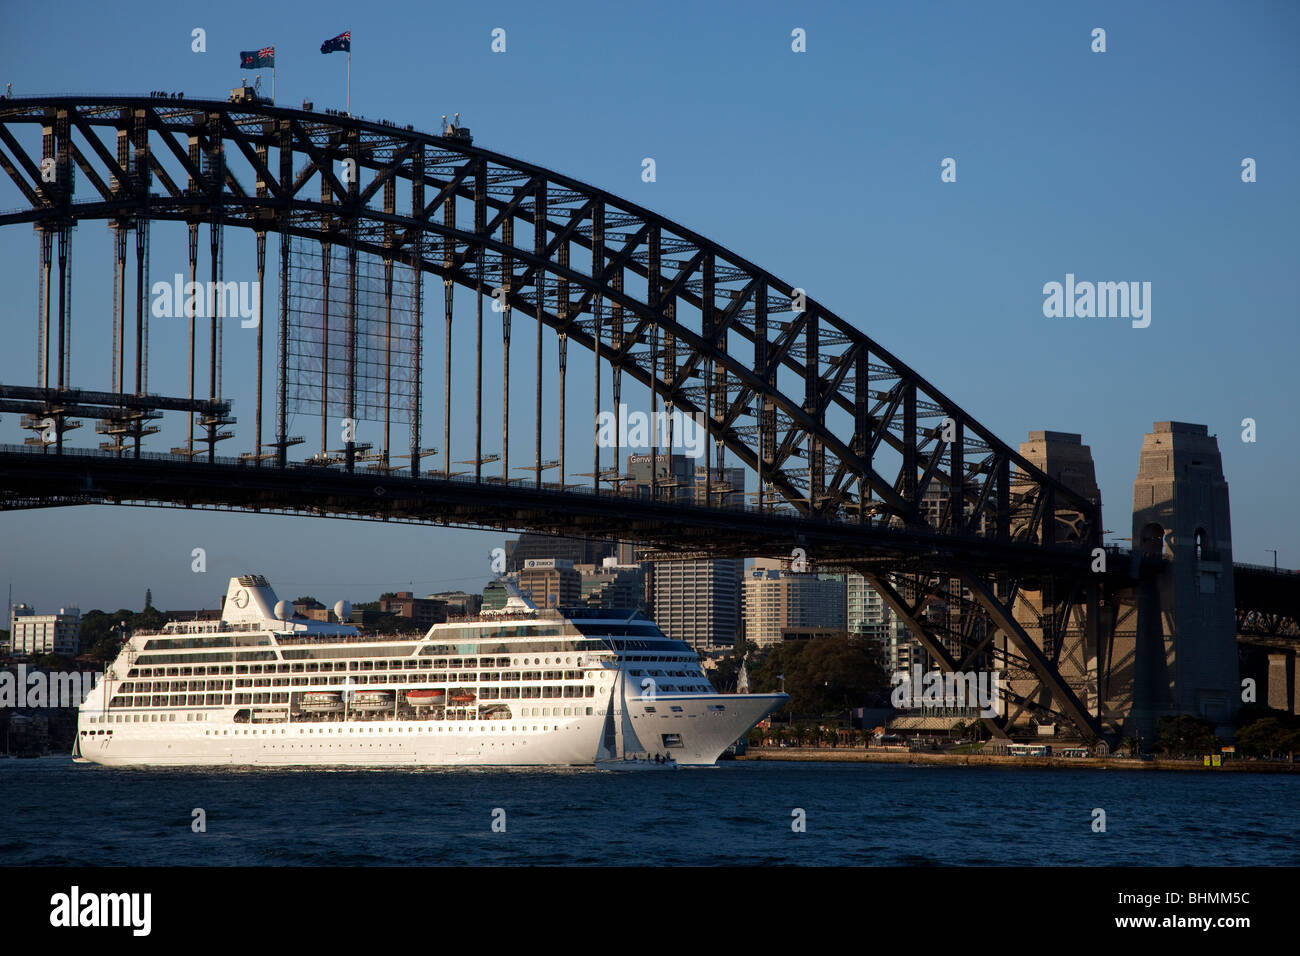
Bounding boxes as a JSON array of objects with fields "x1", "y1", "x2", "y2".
[{"x1": 74, "y1": 575, "x2": 787, "y2": 768}]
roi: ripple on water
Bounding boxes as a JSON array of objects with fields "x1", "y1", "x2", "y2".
[{"x1": 2, "y1": 759, "x2": 1297, "y2": 866}]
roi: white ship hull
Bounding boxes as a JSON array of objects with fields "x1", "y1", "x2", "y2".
[
  {"x1": 76, "y1": 693, "x2": 784, "y2": 768},
  {"x1": 74, "y1": 574, "x2": 788, "y2": 769}
]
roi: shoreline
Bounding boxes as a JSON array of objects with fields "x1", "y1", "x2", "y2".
[{"x1": 736, "y1": 747, "x2": 1300, "y2": 773}]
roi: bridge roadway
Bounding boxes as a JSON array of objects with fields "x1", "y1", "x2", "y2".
[{"x1": 0, "y1": 443, "x2": 1093, "y2": 576}]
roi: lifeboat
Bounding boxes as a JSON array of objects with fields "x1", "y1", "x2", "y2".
[
  {"x1": 479, "y1": 704, "x2": 511, "y2": 719},
  {"x1": 350, "y1": 690, "x2": 395, "y2": 712},
  {"x1": 300, "y1": 692, "x2": 344, "y2": 713},
  {"x1": 448, "y1": 690, "x2": 476, "y2": 704},
  {"x1": 406, "y1": 688, "x2": 446, "y2": 706}
]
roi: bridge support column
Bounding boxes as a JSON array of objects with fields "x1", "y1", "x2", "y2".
[
  {"x1": 1266, "y1": 652, "x2": 1297, "y2": 714},
  {"x1": 1130, "y1": 421, "x2": 1239, "y2": 741},
  {"x1": 1011, "y1": 430, "x2": 1103, "y2": 733}
]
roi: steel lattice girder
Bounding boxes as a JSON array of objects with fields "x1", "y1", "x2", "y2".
[{"x1": 0, "y1": 96, "x2": 1098, "y2": 554}]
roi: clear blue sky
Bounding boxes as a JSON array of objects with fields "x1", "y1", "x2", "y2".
[{"x1": 1, "y1": 0, "x2": 1296, "y2": 612}]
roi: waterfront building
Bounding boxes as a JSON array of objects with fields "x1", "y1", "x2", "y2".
[
  {"x1": 741, "y1": 559, "x2": 847, "y2": 649},
  {"x1": 9, "y1": 604, "x2": 81, "y2": 656}
]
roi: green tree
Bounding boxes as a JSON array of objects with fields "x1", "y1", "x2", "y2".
[
  {"x1": 1154, "y1": 715, "x2": 1220, "y2": 757},
  {"x1": 749, "y1": 635, "x2": 890, "y2": 718},
  {"x1": 1236, "y1": 717, "x2": 1286, "y2": 759}
]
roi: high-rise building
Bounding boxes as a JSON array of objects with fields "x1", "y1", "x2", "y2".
[
  {"x1": 847, "y1": 573, "x2": 893, "y2": 665},
  {"x1": 625, "y1": 453, "x2": 746, "y2": 650},
  {"x1": 505, "y1": 533, "x2": 616, "y2": 571},
  {"x1": 9, "y1": 604, "x2": 81, "y2": 656},
  {"x1": 516, "y1": 558, "x2": 582, "y2": 609},
  {"x1": 742, "y1": 560, "x2": 847, "y2": 649},
  {"x1": 577, "y1": 559, "x2": 648, "y2": 614},
  {"x1": 652, "y1": 558, "x2": 742, "y2": 649}
]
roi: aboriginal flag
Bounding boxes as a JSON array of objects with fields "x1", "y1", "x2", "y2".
[
  {"x1": 321, "y1": 31, "x2": 351, "y2": 54},
  {"x1": 239, "y1": 47, "x2": 275, "y2": 69}
]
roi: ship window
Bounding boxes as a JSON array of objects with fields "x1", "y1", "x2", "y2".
[
  {"x1": 645, "y1": 707, "x2": 657, "y2": 713},
  {"x1": 585, "y1": 707, "x2": 593, "y2": 716},
  {"x1": 670, "y1": 706, "x2": 683, "y2": 713}
]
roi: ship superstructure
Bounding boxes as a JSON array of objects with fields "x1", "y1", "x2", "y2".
[{"x1": 74, "y1": 575, "x2": 786, "y2": 767}]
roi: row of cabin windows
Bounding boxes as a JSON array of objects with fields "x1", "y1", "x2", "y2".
[
  {"x1": 125, "y1": 655, "x2": 615, "y2": 680},
  {"x1": 122, "y1": 651, "x2": 697, "y2": 682},
  {"x1": 122, "y1": 656, "x2": 702, "y2": 682},
  {"x1": 100, "y1": 700, "x2": 600, "y2": 721},
  {"x1": 109, "y1": 686, "x2": 601, "y2": 710},
  {"x1": 112, "y1": 694, "x2": 233, "y2": 707},
  {"x1": 126, "y1": 669, "x2": 591, "y2": 689},
  {"x1": 126, "y1": 661, "x2": 592, "y2": 681}
]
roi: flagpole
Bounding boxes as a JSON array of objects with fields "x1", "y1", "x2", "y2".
[{"x1": 347, "y1": 47, "x2": 351, "y2": 116}]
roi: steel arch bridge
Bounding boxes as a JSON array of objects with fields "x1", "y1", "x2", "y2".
[{"x1": 0, "y1": 94, "x2": 1107, "y2": 739}]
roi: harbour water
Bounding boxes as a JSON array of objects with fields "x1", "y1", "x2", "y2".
[{"x1": 2, "y1": 756, "x2": 1296, "y2": 866}]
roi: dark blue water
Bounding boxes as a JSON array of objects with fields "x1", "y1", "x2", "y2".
[{"x1": 2, "y1": 756, "x2": 1296, "y2": 866}]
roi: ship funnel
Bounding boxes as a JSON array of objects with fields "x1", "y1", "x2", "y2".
[{"x1": 501, "y1": 583, "x2": 536, "y2": 612}]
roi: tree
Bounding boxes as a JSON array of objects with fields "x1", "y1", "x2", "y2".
[
  {"x1": 1154, "y1": 715, "x2": 1219, "y2": 757},
  {"x1": 1236, "y1": 718, "x2": 1279, "y2": 758},
  {"x1": 749, "y1": 635, "x2": 890, "y2": 718}
]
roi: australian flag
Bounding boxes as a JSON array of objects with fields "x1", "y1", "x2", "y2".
[
  {"x1": 321, "y1": 31, "x2": 351, "y2": 55},
  {"x1": 239, "y1": 47, "x2": 275, "y2": 69}
]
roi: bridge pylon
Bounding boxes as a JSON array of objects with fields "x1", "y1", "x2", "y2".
[{"x1": 1121, "y1": 422, "x2": 1239, "y2": 741}]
